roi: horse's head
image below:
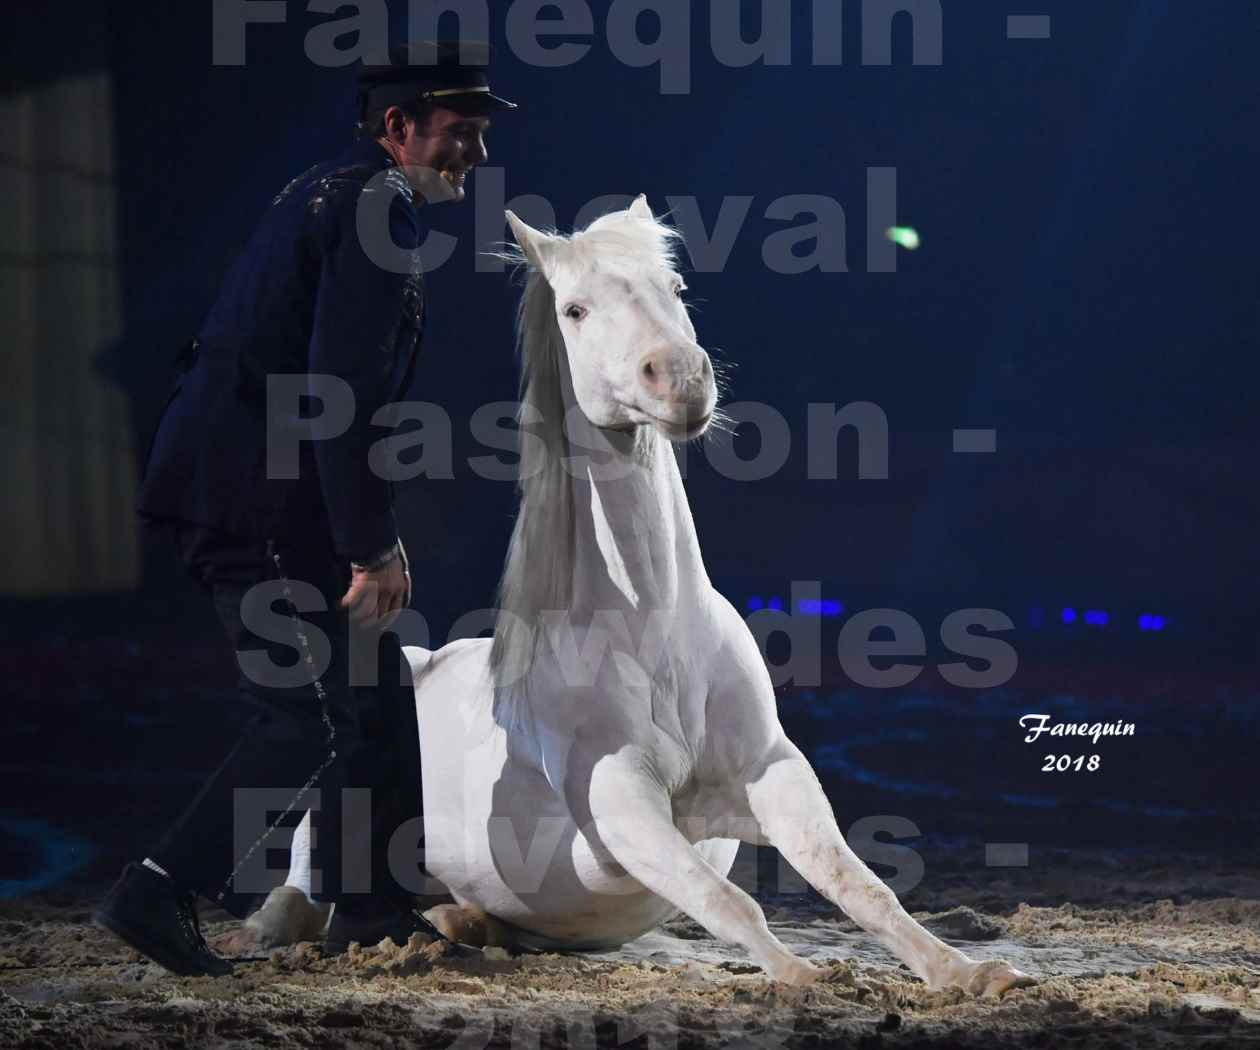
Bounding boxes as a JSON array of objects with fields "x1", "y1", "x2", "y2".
[{"x1": 506, "y1": 196, "x2": 716, "y2": 442}]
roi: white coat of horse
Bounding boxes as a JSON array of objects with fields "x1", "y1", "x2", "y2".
[{"x1": 253, "y1": 197, "x2": 1034, "y2": 996}]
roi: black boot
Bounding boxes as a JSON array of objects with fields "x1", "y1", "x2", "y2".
[{"x1": 93, "y1": 863, "x2": 234, "y2": 977}]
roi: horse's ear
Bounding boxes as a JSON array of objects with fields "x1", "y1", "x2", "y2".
[
  {"x1": 506, "y1": 210, "x2": 558, "y2": 279},
  {"x1": 628, "y1": 194, "x2": 653, "y2": 220}
]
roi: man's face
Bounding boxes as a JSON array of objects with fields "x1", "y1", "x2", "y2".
[{"x1": 397, "y1": 107, "x2": 491, "y2": 204}]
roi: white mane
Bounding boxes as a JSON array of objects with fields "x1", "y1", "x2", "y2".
[{"x1": 489, "y1": 207, "x2": 686, "y2": 723}]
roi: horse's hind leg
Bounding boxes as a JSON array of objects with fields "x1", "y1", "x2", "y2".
[
  {"x1": 224, "y1": 812, "x2": 331, "y2": 952},
  {"x1": 744, "y1": 740, "x2": 1036, "y2": 997},
  {"x1": 233, "y1": 811, "x2": 451, "y2": 951}
]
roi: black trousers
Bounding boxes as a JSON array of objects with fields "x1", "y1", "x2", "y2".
[{"x1": 147, "y1": 522, "x2": 424, "y2": 919}]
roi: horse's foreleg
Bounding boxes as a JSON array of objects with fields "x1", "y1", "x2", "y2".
[
  {"x1": 586, "y1": 759, "x2": 818, "y2": 984},
  {"x1": 744, "y1": 742, "x2": 1035, "y2": 997}
]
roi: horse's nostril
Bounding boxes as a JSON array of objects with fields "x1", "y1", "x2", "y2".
[{"x1": 640, "y1": 355, "x2": 665, "y2": 393}]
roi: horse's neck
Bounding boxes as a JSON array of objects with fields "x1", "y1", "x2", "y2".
[{"x1": 562, "y1": 385, "x2": 707, "y2": 624}]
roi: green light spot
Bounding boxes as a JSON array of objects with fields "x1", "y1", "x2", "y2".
[{"x1": 885, "y1": 226, "x2": 921, "y2": 251}]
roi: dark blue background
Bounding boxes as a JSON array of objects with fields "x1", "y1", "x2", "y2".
[
  {"x1": 60, "y1": 0, "x2": 1256, "y2": 657},
  {"x1": 3, "y1": 1, "x2": 1258, "y2": 893}
]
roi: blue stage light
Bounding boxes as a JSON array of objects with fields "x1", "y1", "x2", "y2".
[
  {"x1": 1151, "y1": 615, "x2": 1166, "y2": 631},
  {"x1": 822, "y1": 600, "x2": 843, "y2": 617},
  {"x1": 747, "y1": 597, "x2": 764, "y2": 611},
  {"x1": 1138, "y1": 614, "x2": 1151, "y2": 631},
  {"x1": 769, "y1": 597, "x2": 784, "y2": 612},
  {"x1": 1084, "y1": 610, "x2": 1108, "y2": 626},
  {"x1": 1061, "y1": 607, "x2": 1077, "y2": 624}
]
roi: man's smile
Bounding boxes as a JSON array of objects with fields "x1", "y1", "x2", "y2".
[{"x1": 442, "y1": 167, "x2": 470, "y2": 189}]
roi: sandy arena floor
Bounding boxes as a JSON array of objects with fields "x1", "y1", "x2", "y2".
[{"x1": 2, "y1": 846, "x2": 1258, "y2": 1049}]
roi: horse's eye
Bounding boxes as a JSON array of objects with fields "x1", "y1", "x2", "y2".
[
  {"x1": 563, "y1": 303, "x2": 587, "y2": 322},
  {"x1": 673, "y1": 281, "x2": 686, "y2": 298}
]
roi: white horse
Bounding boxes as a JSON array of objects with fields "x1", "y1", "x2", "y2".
[{"x1": 248, "y1": 197, "x2": 1034, "y2": 996}]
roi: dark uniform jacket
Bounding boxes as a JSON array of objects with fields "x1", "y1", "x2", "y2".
[{"x1": 137, "y1": 139, "x2": 425, "y2": 563}]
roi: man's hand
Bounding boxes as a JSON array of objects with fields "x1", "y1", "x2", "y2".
[{"x1": 340, "y1": 552, "x2": 410, "y2": 629}]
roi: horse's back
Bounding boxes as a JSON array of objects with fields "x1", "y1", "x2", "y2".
[
  {"x1": 401, "y1": 644, "x2": 433, "y2": 684},
  {"x1": 404, "y1": 637, "x2": 490, "y2": 694},
  {"x1": 411, "y1": 635, "x2": 500, "y2": 790}
]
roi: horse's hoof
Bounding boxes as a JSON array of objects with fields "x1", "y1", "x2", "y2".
[
  {"x1": 422, "y1": 904, "x2": 517, "y2": 950},
  {"x1": 423, "y1": 904, "x2": 489, "y2": 947},
  {"x1": 966, "y1": 959, "x2": 1037, "y2": 998},
  {"x1": 242, "y1": 886, "x2": 331, "y2": 949}
]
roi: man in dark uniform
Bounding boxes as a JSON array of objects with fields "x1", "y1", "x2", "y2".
[{"x1": 94, "y1": 41, "x2": 516, "y2": 977}]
